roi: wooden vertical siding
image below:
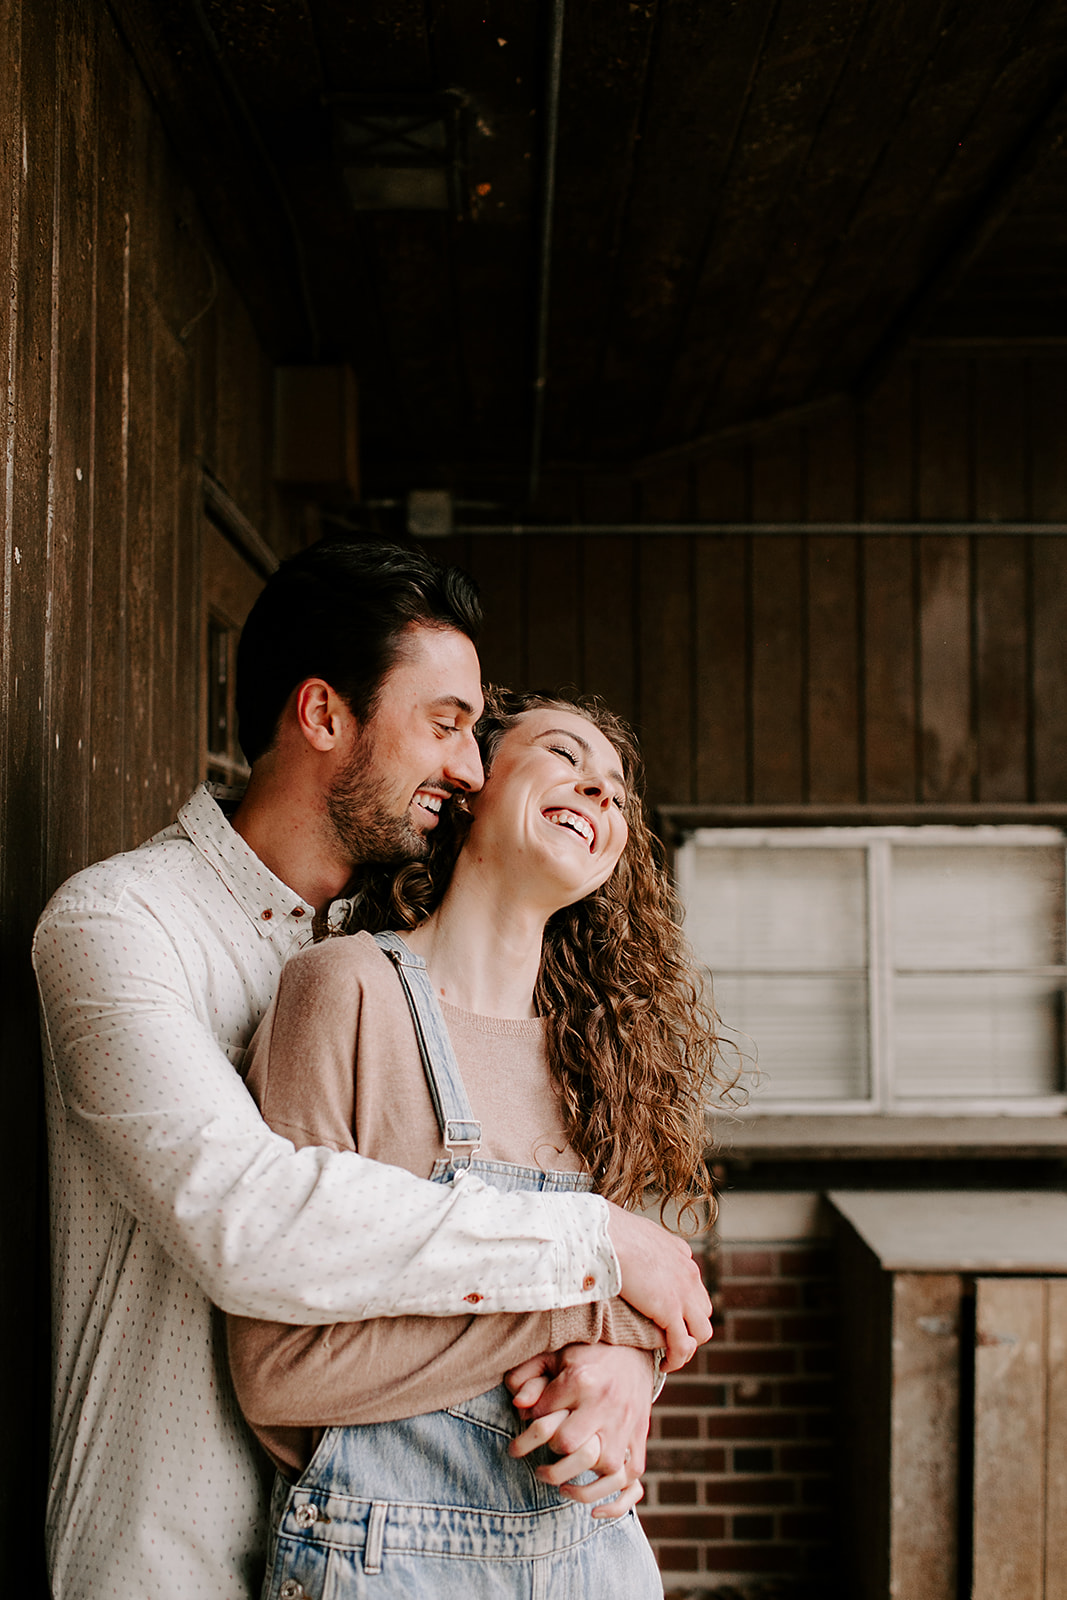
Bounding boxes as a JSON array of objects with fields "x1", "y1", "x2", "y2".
[
  {"x1": 0, "y1": 1, "x2": 281, "y2": 1584},
  {"x1": 439, "y1": 351, "x2": 1067, "y2": 813}
]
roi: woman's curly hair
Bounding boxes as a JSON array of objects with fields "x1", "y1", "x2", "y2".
[{"x1": 351, "y1": 688, "x2": 731, "y2": 1224}]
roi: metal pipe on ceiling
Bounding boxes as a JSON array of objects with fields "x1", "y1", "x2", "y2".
[
  {"x1": 527, "y1": 0, "x2": 566, "y2": 507},
  {"x1": 449, "y1": 522, "x2": 1067, "y2": 537}
]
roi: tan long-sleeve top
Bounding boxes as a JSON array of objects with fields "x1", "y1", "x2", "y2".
[{"x1": 226, "y1": 931, "x2": 660, "y2": 1475}]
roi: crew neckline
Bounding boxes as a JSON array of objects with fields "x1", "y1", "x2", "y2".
[{"x1": 437, "y1": 998, "x2": 544, "y2": 1038}]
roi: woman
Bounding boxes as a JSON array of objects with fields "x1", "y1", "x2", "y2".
[{"x1": 227, "y1": 690, "x2": 724, "y2": 1599}]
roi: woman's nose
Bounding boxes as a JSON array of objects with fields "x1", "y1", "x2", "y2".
[{"x1": 579, "y1": 776, "x2": 614, "y2": 806}]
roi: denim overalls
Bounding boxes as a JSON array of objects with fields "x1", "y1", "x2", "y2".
[{"x1": 260, "y1": 932, "x2": 663, "y2": 1600}]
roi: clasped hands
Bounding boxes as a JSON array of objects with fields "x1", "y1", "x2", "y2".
[{"x1": 505, "y1": 1205, "x2": 713, "y2": 1518}]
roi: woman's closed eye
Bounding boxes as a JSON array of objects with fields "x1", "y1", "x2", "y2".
[{"x1": 549, "y1": 744, "x2": 579, "y2": 765}]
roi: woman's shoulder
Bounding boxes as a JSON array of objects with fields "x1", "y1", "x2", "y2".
[{"x1": 281, "y1": 928, "x2": 395, "y2": 985}]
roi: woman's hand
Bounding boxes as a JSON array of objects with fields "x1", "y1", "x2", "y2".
[{"x1": 506, "y1": 1344, "x2": 653, "y2": 1518}]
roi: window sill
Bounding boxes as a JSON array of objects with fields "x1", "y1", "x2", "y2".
[{"x1": 713, "y1": 1113, "x2": 1067, "y2": 1161}]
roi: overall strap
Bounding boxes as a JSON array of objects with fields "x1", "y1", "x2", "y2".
[{"x1": 372, "y1": 931, "x2": 482, "y2": 1170}]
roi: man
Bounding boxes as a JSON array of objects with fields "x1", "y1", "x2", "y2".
[{"x1": 34, "y1": 539, "x2": 711, "y2": 1599}]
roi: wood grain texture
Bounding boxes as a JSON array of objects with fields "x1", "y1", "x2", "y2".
[
  {"x1": 0, "y1": 4, "x2": 49, "y2": 1588},
  {"x1": 918, "y1": 356, "x2": 972, "y2": 521},
  {"x1": 525, "y1": 533, "x2": 581, "y2": 693},
  {"x1": 861, "y1": 356, "x2": 915, "y2": 521},
  {"x1": 889, "y1": 1274, "x2": 961, "y2": 1600},
  {"x1": 973, "y1": 1277, "x2": 1046, "y2": 1600},
  {"x1": 1045, "y1": 1280, "x2": 1067, "y2": 1600},
  {"x1": 1031, "y1": 355, "x2": 1067, "y2": 519},
  {"x1": 463, "y1": 534, "x2": 523, "y2": 689},
  {"x1": 864, "y1": 536, "x2": 917, "y2": 802},
  {"x1": 122, "y1": 80, "x2": 157, "y2": 847},
  {"x1": 579, "y1": 535, "x2": 636, "y2": 727},
  {"x1": 86, "y1": 11, "x2": 131, "y2": 866},
  {"x1": 975, "y1": 535, "x2": 1028, "y2": 801},
  {"x1": 637, "y1": 535, "x2": 693, "y2": 807},
  {"x1": 918, "y1": 535, "x2": 973, "y2": 801},
  {"x1": 694, "y1": 447, "x2": 749, "y2": 522},
  {"x1": 45, "y1": 0, "x2": 96, "y2": 896},
  {"x1": 807, "y1": 407, "x2": 859, "y2": 523},
  {"x1": 694, "y1": 536, "x2": 748, "y2": 804},
  {"x1": 975, "y1": 354, "x2": 1027, "y2": 522},
  {"x1": 750, "y1": 535, "x2": 805, "y2": 803},
  {"x1": 1032, "y1": 538, "x2": 1067, "y2": 802},
  {"x1": 807, "y1": 536, "x2": 860, "y2": 803}
]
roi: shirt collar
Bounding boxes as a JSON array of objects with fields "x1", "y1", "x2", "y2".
[{"x1": 176, "y1": 784, "x2": 323, "y2": 939}]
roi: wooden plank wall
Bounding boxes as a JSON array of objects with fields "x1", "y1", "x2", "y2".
[
  {"x1": 973, "y1": 1278, "x2": 1067, "y2": 1600},
  {"x1": 437, "y1": 350, "x2": 1067, "y2": 812},
  {"x1": 0, "y1": 0, "x2": 282, "y2": 1585}
]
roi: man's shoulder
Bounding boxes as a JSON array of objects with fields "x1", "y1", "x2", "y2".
[
  {"x1": 32, "y1": 785, "x2": 250, "y2": 951},
  {"x1": 39, "y1": 824, "x2": 198, "y2": 920}
]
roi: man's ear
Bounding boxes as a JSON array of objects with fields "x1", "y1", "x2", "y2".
[{"x1": 293, "y1": 679, "x2": 351, "y2": 752}]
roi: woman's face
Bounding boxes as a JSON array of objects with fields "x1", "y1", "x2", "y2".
[{"x1": 463, "y1": 708, "x2": 629, "y2": 908}]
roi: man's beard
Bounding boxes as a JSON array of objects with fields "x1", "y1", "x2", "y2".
[{"x1": 325, "y1": 736, "x2": 433, "y2": 868}]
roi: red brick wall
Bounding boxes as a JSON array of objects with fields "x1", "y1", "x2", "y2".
[{"x1": 640, "y1": 1235, "x2": 839, "y2": 1598}]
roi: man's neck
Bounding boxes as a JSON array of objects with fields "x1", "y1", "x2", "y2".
[{"x1": 231, "y1": 767, "x2": 352, "y2": 916}]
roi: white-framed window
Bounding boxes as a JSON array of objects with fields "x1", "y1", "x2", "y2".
[{"x1": 676, "y1": 826, "x2": 1067, "y2": 1115}]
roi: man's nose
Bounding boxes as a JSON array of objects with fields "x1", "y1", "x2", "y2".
[{"x1": 444, "y1": 731, "x2": 484, "y2": 792}]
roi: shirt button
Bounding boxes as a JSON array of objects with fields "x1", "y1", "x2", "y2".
[
  {"x1": 261, "y1": 909, "x2": 273, "y2": 921},
  {"x1": 463, "y1": 1293, "x2": 483, "y2": 1304},
  {"x1": 582, "y1": 1275, "x2": 596, "y2": 1291},
  {"x1": 292, "y1": 907, "x2": 305, "y2": 918}
]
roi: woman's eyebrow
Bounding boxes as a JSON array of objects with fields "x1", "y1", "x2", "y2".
[{"x1": 537, "y1": 728, "x2": 626, "y2": 788}]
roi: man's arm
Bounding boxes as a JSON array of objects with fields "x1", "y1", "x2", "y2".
[
  {"x1": 33, "y1": 897, "x2": 619, "y2": 1323},
  {"x1": 605, "y1": 1203, "x2": 712, "y2": 1370}
]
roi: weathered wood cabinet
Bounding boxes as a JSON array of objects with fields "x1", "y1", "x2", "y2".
[{"x1": 833, "y1": 1191, "x2": 1067, "y2": 1600}]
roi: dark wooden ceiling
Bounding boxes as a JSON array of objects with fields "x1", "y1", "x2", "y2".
[{"x1": 115, "y1": 0, "x2": 1067, "y2": 499}]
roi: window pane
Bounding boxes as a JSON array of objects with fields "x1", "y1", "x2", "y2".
[
  {"x1": 894, "y1": 974, "x2": 1064, "y2": 1098},
  {"x1": 892, "y1": 846, "x2": 1066, "y2": 969},
  {"x1": 687, "y1": 846, "x2": 867, "y2": 971},
  {"x1": 713, "y1": 973, "x2": 869, "y2": 1100}
]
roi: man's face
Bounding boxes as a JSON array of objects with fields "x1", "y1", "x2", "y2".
[{"x1": 326, "y1": 624, "x2": 484, "y2": 867}]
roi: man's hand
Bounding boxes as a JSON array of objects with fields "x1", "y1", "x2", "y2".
[
  {"x1": 605, "y1": 1202, "x2": 712, "y2": 1371},
  {"x1": 505, "y1": 1344, "x2": 654, "y2": 1518}
]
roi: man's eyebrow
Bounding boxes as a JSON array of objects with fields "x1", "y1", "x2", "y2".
[
  {"x1": 430, "y1": 694, "x2": 479, "y2": 716},
  {"x1": 537, "y1": 728, "x2": 626, "y2": 788}
]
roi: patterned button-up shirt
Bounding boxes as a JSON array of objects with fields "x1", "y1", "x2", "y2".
[{"x1": 34, "y1": 785, "x2": 618, "y2": 1599}]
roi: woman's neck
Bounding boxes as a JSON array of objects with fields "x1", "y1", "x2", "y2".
[{"x1": 402, "y1": 865, "x2": 547, "y2": 1019}]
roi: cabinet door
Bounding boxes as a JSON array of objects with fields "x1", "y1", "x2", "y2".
[{"x1": 973, "y1": 1277, "x2": 1067, "y2": 1600}]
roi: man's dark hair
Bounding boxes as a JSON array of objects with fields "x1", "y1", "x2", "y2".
[{"x1": 236, "y1": 538, "x2": 481, "y2": 765}]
